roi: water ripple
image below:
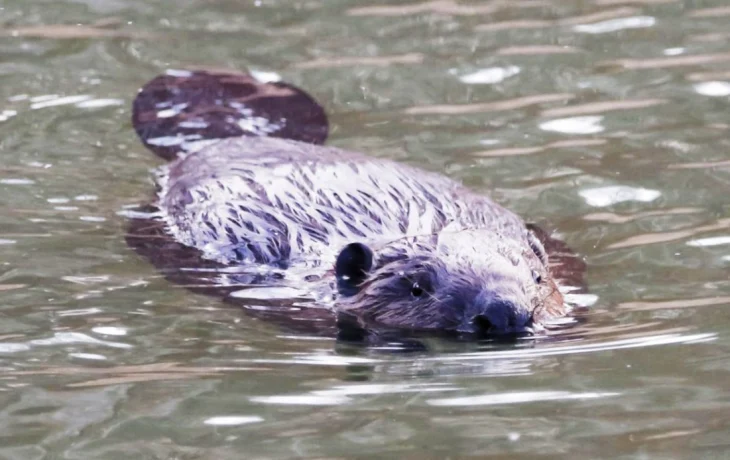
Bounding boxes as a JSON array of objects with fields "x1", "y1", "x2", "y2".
[
  {"x1": 0, "y1": 332, "x2": 132, "y2": 354},
  {"x1": 458, "y1": 66, "x2": 521, "y2": 85},
  {"x1": 540, "y1": 116, "x2": 604, "y2": 134},
  {"x1": 426, "y1": 391, "x2": 619, "y2": 407},
  {"x1": 250, "y1": 395, "x2": 352, "y2": 406},
  {"x1": 421, "y1": 333, "x2": 717, "y2": 361},
  {"x1": 204, "y1": 416, "x2": 264, "y2": 426},
  {"x1": 573, "y1": 16, "x2": 655, "y2": 34},
  {"x1": 579, "y1": 186, "x2": 661, "y2": 207},
  {"x1": 693, "y1": 81, "x2": 730, "y2": 97},
  {"x1": 405, "y1": 93, "x2": 573, "y2": 115}
]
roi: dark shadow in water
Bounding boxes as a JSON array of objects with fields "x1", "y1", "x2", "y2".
[{"x1": 125, "y1": 211, "x2": 340, "y2": 336}]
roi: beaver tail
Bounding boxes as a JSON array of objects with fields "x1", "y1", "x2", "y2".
[{"x1": 131, "y1": 69, "x2": 329, "y2": 161}]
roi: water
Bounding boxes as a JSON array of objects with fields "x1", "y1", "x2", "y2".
[{"x1": 1, "y1": 0, "x2": 729, "y2": 457}]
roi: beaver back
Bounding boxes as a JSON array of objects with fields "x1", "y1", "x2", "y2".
[{"x1": 156, "y1": 136, "x2": 528, "y2": 269}]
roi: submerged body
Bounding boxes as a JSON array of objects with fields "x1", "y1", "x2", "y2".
[{"x1": 155, "y1": 136, "x2": 566, "y2": 335}]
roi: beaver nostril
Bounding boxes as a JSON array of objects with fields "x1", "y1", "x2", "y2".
[
  {"x1": 473, "y1": 315, "x2": 493, "y2": 333},
  {"x1": 471, "y1": 294, "x2": 532, "y2": 334}
]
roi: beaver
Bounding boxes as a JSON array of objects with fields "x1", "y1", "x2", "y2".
[{"x1": 127, "y1": 69, "x2": 585, "y2": 340}]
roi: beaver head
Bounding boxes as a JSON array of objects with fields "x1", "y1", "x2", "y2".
[{"x1": 333, "y1": 228, "x2": 563, "y2": 336}]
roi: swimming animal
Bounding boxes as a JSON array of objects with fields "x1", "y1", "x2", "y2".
[{"x1": 127, "y1": 70, "x2": 585, "y2": 340}]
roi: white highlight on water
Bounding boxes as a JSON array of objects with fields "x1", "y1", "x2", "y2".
[
  {"x1": 0, "y1": 178, "x2": 35, "y2": 185},
  {"x1": 573, "y1": 16, "x2": 656, "y2": 34},
  {"x1": 694, "y1": 81, "x2": 730, "y2": 97},
  {"x1": 459, "y1": 66, "x2": 520, "y2": 85},
  {"x1": 91, "y1": 326, "x2": 127, "y2": 336},
  {"x1": 579, "y1": 185, "x2": 661, "y2": 207},
  {"x1": 250, "y1": 69, "x2": 282, "y2": 83},
  {"x1": 539, "y1": 116, "x2": 604, "y2": 134},
  {"x1": 426, "y1": 390, "x2": 619, "y2": 407},
  {"x1": 687, "y1": 236, "x2": 730, "y2": 247},
  {"x1": 203, "y1": 416, "x2": 264, "y2": 426}
]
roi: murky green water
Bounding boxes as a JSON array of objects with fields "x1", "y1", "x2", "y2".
[{"x1": 1, "y1": 0, "x2": 729, "y2": 457}]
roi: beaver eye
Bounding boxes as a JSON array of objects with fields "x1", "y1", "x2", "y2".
[
  {"x1": 531, "y1": 270, "x2": 542, "y2": 284},
  {"x1": 410, "y1": 282, "x2": 424, "y2": 298}
]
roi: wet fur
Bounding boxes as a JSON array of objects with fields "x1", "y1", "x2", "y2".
[
  {"x1": 157, "y1": 137, "x2": 525, "y2": 265},
  {"x1": 153, "y1": 136, "x2": 566, "y2": 332}
]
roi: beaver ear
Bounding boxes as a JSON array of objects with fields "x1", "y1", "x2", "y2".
[
  {"x1": 527, "y1": 229, "x2": 548, "y2": 265},
  {"x1": 335, "y1": 243, "x2": 374, "y2": 295}
]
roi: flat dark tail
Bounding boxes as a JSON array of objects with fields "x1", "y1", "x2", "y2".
[
  {"x1": 127, "y1": 69, "x2": 334, "y2": 336},
  {"x1": 131, "y1": 69, "x2": 329, "y2": 160}
]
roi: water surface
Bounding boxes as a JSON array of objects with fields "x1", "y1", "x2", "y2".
[{"x1": 1, "y1": 0, "x2": 729, "y2": 458}]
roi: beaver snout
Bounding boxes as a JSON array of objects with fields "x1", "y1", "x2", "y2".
[{"x1": 458, "y1": 291, "x2": 533, "y2": 335}]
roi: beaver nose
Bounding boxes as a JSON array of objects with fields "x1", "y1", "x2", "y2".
[{"x1": 459, "y1": 292, "x2": 532, "y2": 335}]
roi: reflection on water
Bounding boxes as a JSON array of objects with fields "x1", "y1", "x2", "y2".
[{"x1": 1, "y1": 0, "x2": 729, "y2": 457}]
